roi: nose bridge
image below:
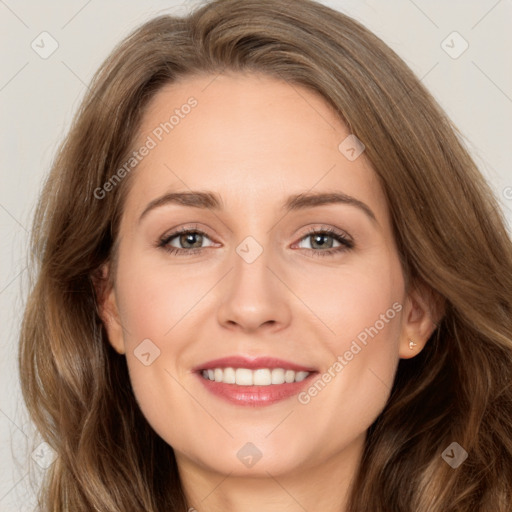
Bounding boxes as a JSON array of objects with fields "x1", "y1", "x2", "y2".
[
  {"x1": 216, "y1": 231, "x2": 290, "y2": 331},
  {"x1": 231, "y1": 232, "x2": 275, "y2": 300},
  {"x1": 228, "y1": 204, "x2": 288, "y2": 292},
  {"x1": 235, "y1": 234, "x2": 266, "y2": 266}
]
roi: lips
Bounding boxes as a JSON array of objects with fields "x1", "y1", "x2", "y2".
[{"x1": 193, "y1": 355, "x2": 318, "y2": 406}]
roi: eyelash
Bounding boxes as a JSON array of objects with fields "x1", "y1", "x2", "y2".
[{"x1": 157, "y1": 225, "x2": 354, "y2": 258}]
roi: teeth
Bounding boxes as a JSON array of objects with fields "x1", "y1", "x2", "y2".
[
  {"x1": 223, "y1": 367, "x2": 236, "y2": 384},
  {"x1": 236, "y1": 368, "x2": 253, "y2": 385},
  {"x1": 285, "y1": 369, "x2": 295, "y2": 383},
  {"x1": 201, "y1": 367, "x2": 311, "y2": 385}
]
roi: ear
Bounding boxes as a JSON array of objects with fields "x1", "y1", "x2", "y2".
[
  {"x1": 399, "y1": 281, "x2": 444, "y2": 359},
  {"x1": 91, "y1": 262, "x2": 126, "y2": 355}
]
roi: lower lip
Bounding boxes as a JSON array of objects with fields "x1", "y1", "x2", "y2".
[{"x1": 196, "y1": 372, "x2": 317, "y2": 406}]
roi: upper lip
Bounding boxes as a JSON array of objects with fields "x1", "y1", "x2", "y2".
[{"x1": 192, "y1": 356, "x2": 317, "y2": 373}]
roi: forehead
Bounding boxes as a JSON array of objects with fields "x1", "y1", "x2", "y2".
[{"x1": 122, "y1": 72, "x2": 389, "y2": 226}]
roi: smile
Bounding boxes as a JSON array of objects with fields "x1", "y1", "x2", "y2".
[
  {"x1": 201, "y1": 367, "x2": 311, "y2": 386},
  {"x1": 193, "y1": 355, "x2": 318, "y2": 406}
]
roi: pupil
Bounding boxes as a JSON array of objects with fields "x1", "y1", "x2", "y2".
[
  {"x1": 313, "y1": 234, "x2": 331, "y2": 249},
  {"x1": 183, "y1": 233, "x2": 201, "y2": 248}
]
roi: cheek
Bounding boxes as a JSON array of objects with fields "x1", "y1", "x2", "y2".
[
  {"x1": 113, "y1": 254, "x2": 217, "y2": 448},
  {"x1": 295, "y1": 253, "x2": 404, "y2": 423},
  {"x1": 115, "y1": 253, "x2": 207, "y2": 345},
  {"x1": 292, "y1": 248, "x2": 404, "y2": 354},
  {"x1": 337, "y1": 257, "x2": 404, "y2": 383}
]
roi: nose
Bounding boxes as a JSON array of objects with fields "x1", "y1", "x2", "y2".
[{"x1": 216, "y1": 244, "x2": 292, "y2": 333}]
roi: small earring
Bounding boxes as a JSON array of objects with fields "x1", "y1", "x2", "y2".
[{"x1": 408, "y1": 339, "x2": 417, "y2": 350}]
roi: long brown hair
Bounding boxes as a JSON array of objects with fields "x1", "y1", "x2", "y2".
[{"x1": 19, "y1": 0, "x2": 512, "y2": 510}]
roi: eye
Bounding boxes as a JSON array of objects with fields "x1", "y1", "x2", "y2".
[
  {"x1": 157, "y1": 225, "x2": 215, "y2": 256},
  {"x1": 157, "y1": 224, "x2": 354, "y2": 257},
  {"x1": 293, "y1": 226, "x2": 354, "y2": 257}
]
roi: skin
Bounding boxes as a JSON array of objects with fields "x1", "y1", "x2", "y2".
[{"x1": 98, "y1": 72, "x2": 437, "y2": 512}]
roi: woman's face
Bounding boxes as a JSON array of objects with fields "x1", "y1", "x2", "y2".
[{"x1": 100, "y1": 72, "x2": 431, "y2": 479}]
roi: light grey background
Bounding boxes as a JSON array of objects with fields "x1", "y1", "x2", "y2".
[{"x1": 1, "y1": 0, "x2": 511, "y2": 509}]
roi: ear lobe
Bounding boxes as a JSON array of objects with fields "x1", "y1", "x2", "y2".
[
  {"x1": 399, "y1": 282, "x2": 444, "y2": 359},
  {"x1": 91, "y1": 262, "x2": 126, "y2": 355}
]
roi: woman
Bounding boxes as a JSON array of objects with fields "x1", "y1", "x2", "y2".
[{"x1": 18, "y1": 0, "x2": 512, "y2": 510}]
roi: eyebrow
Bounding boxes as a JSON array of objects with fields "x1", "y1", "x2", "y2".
[{"x1": 138, "y1": 190, "x2": 378, "y2": 225}]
